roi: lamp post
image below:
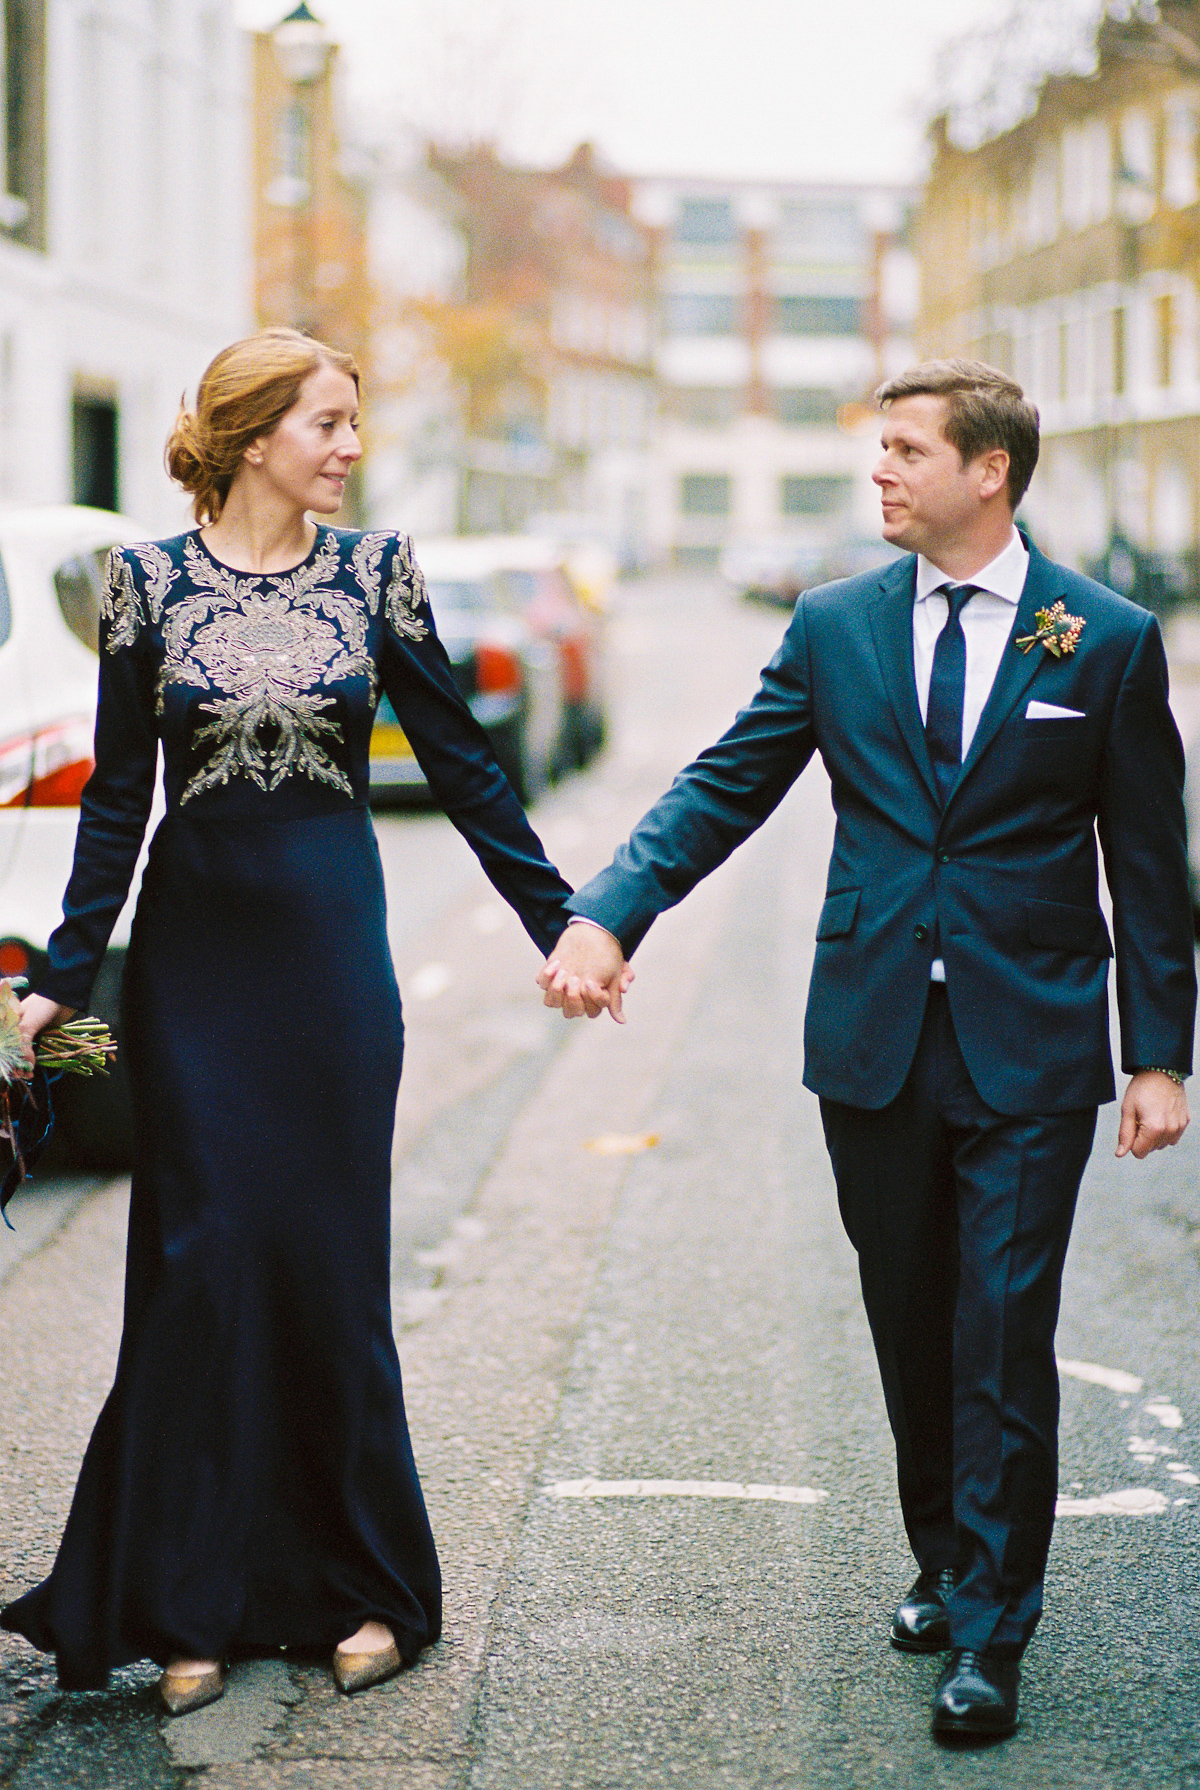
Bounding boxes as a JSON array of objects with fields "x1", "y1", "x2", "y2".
[{"x1": 270, "y1": 4, "x2": 334, "y2": 332}]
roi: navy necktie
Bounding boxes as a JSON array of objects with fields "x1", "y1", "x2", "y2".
[{"x1": 924, "y1": 584, "x2": 976, "y2": 804}]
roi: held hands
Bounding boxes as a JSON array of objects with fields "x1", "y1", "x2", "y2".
[
  {"x1": 16, "y1": 994, "x2": 75, "y2": 1072},
  {"x1": 537, "y1": 924, "x2": 634, "y2": 1023},
  {"x1": 1116, "y1": 1071, "x2": 1190, "y2": 1160}
]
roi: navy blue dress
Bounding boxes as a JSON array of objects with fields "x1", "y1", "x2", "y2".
[{"x1": 2, "y1": 527, "x2": 573, "y2": 1689}]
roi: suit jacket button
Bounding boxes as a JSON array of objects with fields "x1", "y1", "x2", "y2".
[
  {"x1": 937, "y1": 850, "x2": 951, "y2": 864},
  {"x1": 914, "y1": 923, "x2": 929, "y2": 942}
]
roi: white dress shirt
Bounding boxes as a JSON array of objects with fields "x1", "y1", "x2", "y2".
[
  {"x1": 913, "y1": 528, "x2": 1029, "y2": 757},
  {"x1": 915, "y1": 527, "x2": 1029, "y2": 980}
]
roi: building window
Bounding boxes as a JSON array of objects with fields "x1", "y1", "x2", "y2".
[
  {"x1": 680, "y1": 473, "x2": 731, "y2": 516},
  {"x1": 72, "y1": 394, "x2": 118, "y2": 511},
  {"x1": 1164, "y1": 98, "x2": 1199, "y2": 209},
  {"x1": 1058, "y1": 320, "x2": 1070, "y2": 401},
  {"x1": 775, "y1": 387, "x2": 841, "y2": 427},
  {"x1": 1117, "y1": 107, "x2": 1156, "y2": 222},
  {"x1": 775, "y1": 295, "x2": 862, "y2": 337},
  {"x1": 1113, "y1": 306, "x2": 1126, "y2": 396},
  {"x1": 780, "y1": 475, "x2": 851, "y2": 517},
  {"x1": 663, "y1": 293, "x2": 740, "y2": 336},
  {"x1": 1, "y1": 0, "x2": 45, "y2": 246},
  {"x1": 1157, "y1": 292, "x2": 1175, "y2": 387},
  {"x1": 267, "y1": 101, "x2": 311, "y2": 207},
  {"x1": 674, "y1": 198, "x2": 737, "y2": 246},
  {"x1": 672, "y1": 387, "x2": 740, "y2": 428},
  {"x1": 774, "y1": 201, "x2": 865, "y2": 259}
]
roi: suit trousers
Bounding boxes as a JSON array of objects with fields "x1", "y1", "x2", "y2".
[{"x1": 820, "y1": 984, "x2": 1096, "y2": 1657}]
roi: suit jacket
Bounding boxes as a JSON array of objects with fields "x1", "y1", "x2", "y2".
[{"x1": 568, "y1": 540, "x2": 1196, "y2": 1115}]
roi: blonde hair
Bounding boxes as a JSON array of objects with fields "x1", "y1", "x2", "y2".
[{"x1": 165, "y1": 327, "x2": 361, "y2": 523}]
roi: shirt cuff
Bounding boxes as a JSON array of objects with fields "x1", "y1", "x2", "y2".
[{"x1": 567, "y1": 915, "x2": 622, "y2": 947}]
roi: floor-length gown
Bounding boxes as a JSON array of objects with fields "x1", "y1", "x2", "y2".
[{"x1": 1, "y1": 527, "x2": 573, "y2": 1688}]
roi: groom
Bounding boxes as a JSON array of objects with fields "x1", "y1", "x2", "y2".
[{"x1": 539, "y1": 360, "x2": 1196, "y2": 1740}]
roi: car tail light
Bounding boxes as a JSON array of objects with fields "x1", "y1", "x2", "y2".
[
  {"x1": 560, "y1": 638, "x2": 588, "y2": 703},
  {"x1": 0, "y1": 732, "x2": 33, "y2": 808},
  {"x1": 0, "y1": 939, "x2": 30, "y2": 977},
  {"x1": 30, "y1": 718, "x2": 95, "y2": 805},
  {"x1": 474, "y1": 642, "x2": 522, "y2": 696},
  {"x1": 0, "y1": 719, "x2": 95, "y2": 808}
]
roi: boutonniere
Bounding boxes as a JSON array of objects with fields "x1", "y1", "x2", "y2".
[{"x1": 1015, "y1": 601, "x2": 1085, "y2": 657}]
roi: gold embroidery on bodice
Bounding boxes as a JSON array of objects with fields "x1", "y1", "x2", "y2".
[{"x1": 162, "y1": 533, "x2": 377, "y2": 803}]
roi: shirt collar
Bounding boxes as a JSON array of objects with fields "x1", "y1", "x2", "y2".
[{"x1": 914, "y1": 528, "x2": 1029, "y2": 607}]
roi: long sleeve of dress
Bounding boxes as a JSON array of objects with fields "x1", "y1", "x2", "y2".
[
  {"x1": 35, "y1": 552, "x2": 159, "y2": 1011},
  {"x1": 376, "y1": 537, "x2": 573, "y2": 955}
]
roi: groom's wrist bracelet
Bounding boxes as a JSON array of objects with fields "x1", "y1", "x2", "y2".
[{"x1": 1135, "y1": 1066, "x2": 1187, "y2": 1084}]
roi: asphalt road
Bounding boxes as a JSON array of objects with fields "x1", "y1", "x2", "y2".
[{"x1": 2, "y1": 572, "x2": 1199, "y2": 1789}]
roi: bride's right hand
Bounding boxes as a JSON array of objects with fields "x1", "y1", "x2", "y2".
[{"x1": 17, "y1": 994, "x2": 76, "y2": 1070}]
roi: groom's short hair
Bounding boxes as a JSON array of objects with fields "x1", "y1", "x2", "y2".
[{"x1": 875, "y1": 359, "x2": 1040, "y2": 509}]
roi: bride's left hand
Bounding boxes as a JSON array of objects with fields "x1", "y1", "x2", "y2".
[{"x1": 17, "y1": 994, "x2": 76, "y2": 1070}]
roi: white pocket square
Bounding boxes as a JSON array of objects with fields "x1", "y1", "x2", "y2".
[{"x1": 1026, "y1": 700, "x2": 1085, "y2": 720}]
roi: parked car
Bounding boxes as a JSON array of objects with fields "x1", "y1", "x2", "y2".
[
  {"x1": 481, "y1": 535, "x2": 609, "y2": 769},
  {"x1": 370, "y1": 537, "x2": 563, "y2": 807},
  {"x1": 719, "y1": 538, "x2": 827, "y2": 609},
  {"x1": 0, "y1": 505, "x2": 155, "y2": 1169},
  {"x1": 720, "y1": 533, "x2": 902, "y2": 608}
]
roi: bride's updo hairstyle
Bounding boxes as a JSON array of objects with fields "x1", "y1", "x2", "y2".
[{"x1": 165, "y1": 327, "x2": 360, "y2": 523}]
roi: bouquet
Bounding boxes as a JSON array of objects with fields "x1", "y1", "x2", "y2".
[{"x1": 0, "y1": 976, "x2": 117, "y2": 1221}]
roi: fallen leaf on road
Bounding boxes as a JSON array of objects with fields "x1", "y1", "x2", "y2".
[{"x1": 584, "y1": 1133, "x2": 660, "y2": 1156}]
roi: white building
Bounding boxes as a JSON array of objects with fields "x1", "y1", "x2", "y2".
[
  {"x1": 633, "y1": 177, "x2": 918, "y2": 566},
  {"x1": 361, "y1": 152, "x2": 466, "y2": 539},
  {"x1": 0, "y1": 1, "x2": 251, "y2": 533}
]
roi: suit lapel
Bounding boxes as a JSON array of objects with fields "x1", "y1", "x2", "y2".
[
  {"x1": 947, "y1": 541, "x2": 1067, "y2": 804},
  {"x1": 865, "y1": 556, "x2": 940, "y2": 807}
]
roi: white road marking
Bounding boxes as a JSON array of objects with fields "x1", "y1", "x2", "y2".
[
  {"x1": 409, "y1": 961, "x2": 452, "y2": 1002},
  {"x1": 1056, "y1": 1488, "x2": 1170, "y2": 1517},
  {"x1": 1144, "y1": 1400, "x2": 1184, "y2": 1430},
  {"x1": 1057, "y1": 1357, "x2": 1143, "y2": 1394},
  {"x1": 547, "y1": 1478, "x2": 827, "y2": 1505}
]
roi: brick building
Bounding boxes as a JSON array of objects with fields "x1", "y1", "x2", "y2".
[
  {"x1": 636, "y1": 175, "x2": 917, "y2": 566},
  {"x1": 253, "y1": 8, "x2": 368, "y2": 372},
  {"x1": 917, "y1": 2, "x2": 1200, "y2": 591},
  {"x1": 419, "y1": 142, "x2": 656, "y2": 557}
]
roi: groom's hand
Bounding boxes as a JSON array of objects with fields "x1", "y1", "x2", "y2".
[
  {"x1": 1116, "y1": 1071, "x2": 1190, "y2": 1159},
  {"x1": 537, "y1": 923, "x2": 633, "y2": 1022}
]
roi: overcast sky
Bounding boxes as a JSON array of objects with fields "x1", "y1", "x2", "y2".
[{"x1": 236, "y1": 0, "x2": 1023, "y2": 184}]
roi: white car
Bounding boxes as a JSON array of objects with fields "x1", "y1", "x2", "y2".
[{"x1": 0, "y1": 505, "x2": 155, "y2": 1168}]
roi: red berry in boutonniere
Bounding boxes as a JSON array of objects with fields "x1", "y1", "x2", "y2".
[{"x1": 1015, "y1": 601, "x2": 1086, "y2": 658}]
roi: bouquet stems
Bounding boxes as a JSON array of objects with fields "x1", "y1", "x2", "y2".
[{"x1": 36, "y1": 1018, "x2": 117, "y2": 1077}]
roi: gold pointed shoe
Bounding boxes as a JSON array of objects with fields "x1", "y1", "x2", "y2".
[
  {"x1": 332, "y1": 1639, "x2": 402, "y2": 1695},
  {"x1": 158, "y1": 1662, "x2": 225, "y2": 1716}
]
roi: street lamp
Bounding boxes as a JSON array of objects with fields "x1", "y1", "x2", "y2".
[
  {"x1": 271, "y1": 3, "x2": 333, "y2": 86},
  {"x1": 269, "y1": 5, "x2": 334, "y2": 332}
]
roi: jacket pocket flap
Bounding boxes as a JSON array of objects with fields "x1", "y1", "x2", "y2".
[
  {"x1": 1025, "y1": 898, "x2": 1113, "y2": 957},
  {"x1": 816, "y1": 888, "x2": 861, "y2": 941}
]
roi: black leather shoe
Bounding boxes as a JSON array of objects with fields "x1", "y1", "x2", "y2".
[
  {"x1": 890, "y1": 1567, "x2": 955, "y2": 1653},
  {"x1": 931, "y1": 1648, "x2": 1020, "y2": 1740}
]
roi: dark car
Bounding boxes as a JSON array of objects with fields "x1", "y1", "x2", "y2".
[{"x1": 369, "y1": 541, "x2": 562, "y2": 807}]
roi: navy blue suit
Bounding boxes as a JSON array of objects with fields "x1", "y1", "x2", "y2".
[{"x1": 569, "y1": 540, "x2": 1196, "y2": 1653}]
